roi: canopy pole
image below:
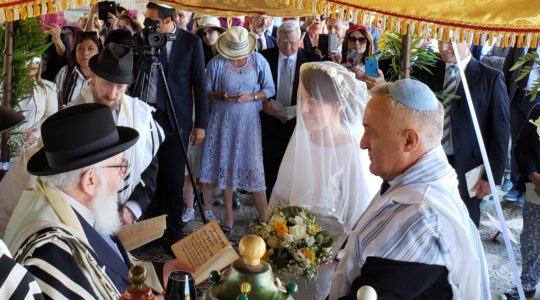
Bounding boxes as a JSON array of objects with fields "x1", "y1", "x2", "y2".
[
  {"x1": 451, "y1": 42, "x2": 526, "y2": 300},
  {"x1": 1, "y1": 21, "x2": 14, "y2": 163},
  {"x1": 401, "y1": 25, "x2": 411, "y2": 79}
]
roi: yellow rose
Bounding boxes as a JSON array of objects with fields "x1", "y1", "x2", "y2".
[
  {"x1": 308, "y1": 224, "x2": 319, "y2": 234},
  {"x1": 300, "y1": 247, "x2": 316, "y2": 262},
  {"x1": 274, "y1": 221, "x2": 289, "y2": 236}
]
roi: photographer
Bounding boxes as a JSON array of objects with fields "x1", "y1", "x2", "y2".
[{"x1": 141, "y1": 2, "x2": 208, "y2": 244}]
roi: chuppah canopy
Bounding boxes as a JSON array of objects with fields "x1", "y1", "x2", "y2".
[
  {"x1": 0, "y1": 0, "x2": 92, "y2": 22},
  {"x1": 156, "y1": 0, "x2": 540, "y2": 47}
]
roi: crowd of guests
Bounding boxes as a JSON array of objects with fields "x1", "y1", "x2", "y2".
[{"x1": 0, "y1": 2, "x2": 538, "y2": 299}]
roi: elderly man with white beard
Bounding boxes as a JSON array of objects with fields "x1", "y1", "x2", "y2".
[{"x1": 3, "y1": 103, "x2": 188, "y2": 299}]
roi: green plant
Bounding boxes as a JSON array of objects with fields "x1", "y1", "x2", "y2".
[
  {"x1": 0, "y1": 17, "x2": 51, "y2": 158},
  {"x1": 510, "y1": 51, "x2": 540, "y2": 101},
  {"x1": 376, "y1": 31, "x2": 439, "y2": 82}
]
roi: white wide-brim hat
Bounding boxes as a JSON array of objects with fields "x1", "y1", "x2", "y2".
[
  {"x1": 195, "y1": 16, "x2": 225, "y2": 35},
  {"x1": 216, "y1": 26, "x2": 257, "y2": 60}
]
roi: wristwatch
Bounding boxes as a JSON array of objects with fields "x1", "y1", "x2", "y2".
[{"x1": 254, "y1": 93, "x2": 258, "y2": 100}]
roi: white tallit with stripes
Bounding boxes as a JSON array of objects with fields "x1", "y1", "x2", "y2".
[
  {"x1": 330, "y1": 146, "x2": 490, "y2": 300},
  {"x1": 72, "y1": 86, "x2": 164, "y2": 204}
]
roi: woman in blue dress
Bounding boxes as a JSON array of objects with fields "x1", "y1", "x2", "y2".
[{"x1": 200, "y1": 26, "x2": 275, "y2": 236}]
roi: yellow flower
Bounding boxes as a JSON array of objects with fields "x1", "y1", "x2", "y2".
[
  {"x1": 308, "y1": 224, "x2": 319, "y2": 234},
  {"x1": 300, "y1": 247, "x2": 316, "y2": 262},
  {"x1": 274, "y1": 221, "x2": 289, "y2": 236}
]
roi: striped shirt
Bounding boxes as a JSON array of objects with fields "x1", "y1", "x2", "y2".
[{"x1": 331, "y1": 146, "x2": 490, "y2": 299}]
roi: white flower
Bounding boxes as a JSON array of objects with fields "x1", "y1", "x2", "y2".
[
  {"x1": 293, "y1": 216, "x2": 304, "y2": 225},
  {"x1": 289, "y1": 224, "x2": 307, "y2": 240},
  {"x1": 293, "y1": 250, "x2": 306, "y2": 262},
  {"x1": 304, "y1": 236, "x2": 315, "y2": 246},
  {"x1": 269, "y1": 214, "x2": 286, "y2": 226}
]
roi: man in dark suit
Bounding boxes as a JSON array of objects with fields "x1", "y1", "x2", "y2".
[
  {"x1": 259, "y1": 21, "x2": 320, "y2": 199},
  {"x1": 143, "y1": 3, "x2": 209, "y2": 243},
  {"x1": 502, "y1": 45, "x2": 540, "y2": 203},
  {"x1": 250, "y1": 15, "x2": 277, "y2": 51},
  {"x1": 416, "y1": 41, "x2": 510, "y2": 227}
]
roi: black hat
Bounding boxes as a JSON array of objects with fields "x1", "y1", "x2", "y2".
[
  {"x1": 0, "y1": 106, "x2": 24, "y2": 133},
  {"x1": 89, "y1": 42, "x2": 134, "y2": 84},
  {"x1": 27, "y1": 103, "x2": 139, "y2": 176}
]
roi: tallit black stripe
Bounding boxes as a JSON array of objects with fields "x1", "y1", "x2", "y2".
[
  {"x1": 0, "y1": 254, "x2": 15, "y2": 290},
  {"x1": 26, "y1": 242, "x2": 97, "y2": 299},
  {"x1": 9, "y1": 271, "x2": 43, "y2": 300}
]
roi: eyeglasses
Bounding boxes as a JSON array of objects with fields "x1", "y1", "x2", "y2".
[
  {"x1": 100, "y1": 158, "x2": 130, "y2": 176},
  {"x1": 201, "y1": 28, "x2": 218, "y2": 36},
  {"x1": 348, "y1": 36, "x2": 367, "y2": 44}
]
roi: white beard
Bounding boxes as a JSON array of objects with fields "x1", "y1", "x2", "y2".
[{"x1": 90, "y1": 177, "x2": 121, "y2": 235}]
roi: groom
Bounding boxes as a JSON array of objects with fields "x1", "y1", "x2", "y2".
[{"x1": 330, "y1": 79, "x2": 489, "y2": 299}]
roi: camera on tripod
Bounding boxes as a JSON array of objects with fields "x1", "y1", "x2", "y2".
[{"x1": 134, "y1": 17, "x2": 176, "y2": 50}]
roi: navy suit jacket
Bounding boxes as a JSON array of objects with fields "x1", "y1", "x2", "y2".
[
  {"x1": 76, "y1": 213, "x2": 131, "y2": 292},
  {"x1": 159, "y1": 28, "x2": 209, "y2": 141},
  {"x1": 416, "y1": 58, "x2": 510, "y2": 196},
  {"x1": 263, "y1": 32, "x2": 277, "y2": 50}
]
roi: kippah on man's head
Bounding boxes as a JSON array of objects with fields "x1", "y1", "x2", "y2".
[{"x1": 387, "y1": 79, "x2": 438, "y2": 111}]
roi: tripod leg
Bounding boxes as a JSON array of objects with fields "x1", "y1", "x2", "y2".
[{"x1": 156, "y1": 63, "x2": 207, "y2": 224}]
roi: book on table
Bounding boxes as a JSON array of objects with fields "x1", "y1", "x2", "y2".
[{"x1": 171, "y1": 220, "x2": 239, "y2": 284}]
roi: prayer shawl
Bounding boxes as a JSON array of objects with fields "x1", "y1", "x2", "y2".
[
  {"x1": 0, "y1": 239, "x2": 44, "y2": 299},
  {"x1": 72, "y1": 87, "x2": 164, "y2": 205},
  {"x1": 3, "y1": 179, "x2": 163, "y2": 299},
  {"x1": 330, "y1": 146, "x2": 490, "y2": 300}
]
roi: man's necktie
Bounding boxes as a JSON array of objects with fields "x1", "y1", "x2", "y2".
[
  {"x1": 257, "y1": 37, "x2": 263, "y2": 51},
  {"x1": 441, "y1": 64, "x2": 457, "y2": 149},
  {"x1": 277, "y1": 57, "x2": 293, "y2": 107},
  {"x1": 157, "y1": 45, "x2": 168, "y2": 111},
  {"x1": 380, "y1": 181, "x2": 390, "y2": 195}
]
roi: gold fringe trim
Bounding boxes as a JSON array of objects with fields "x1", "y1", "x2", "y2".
[
  {"x1": 289, "y1": 0, "x2": 540, "y2": 48},
  {"x1": 1, "y1": 0, "x2": 93, "y2": 23}
]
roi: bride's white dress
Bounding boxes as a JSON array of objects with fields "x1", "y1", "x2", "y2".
[{"x1": 268, "y1": 62, "x2": 381, "y2": 300}]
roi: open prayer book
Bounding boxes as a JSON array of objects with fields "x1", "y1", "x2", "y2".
[
  {"x1": 171, "y1": 220, "x2": 239, "y2": 284},
  {"x1": 117, "y1": 215, "x2": 166, "y2": 251}
]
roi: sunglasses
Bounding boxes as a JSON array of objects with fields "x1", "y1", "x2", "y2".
[
  {"x1": 201, "y1": 28, "x2": 218, "y2": 36},
  {"x1": 348, "y1": 36, "x2": 367, "y2": 44}
]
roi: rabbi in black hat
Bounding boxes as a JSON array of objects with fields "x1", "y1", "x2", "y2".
[
  {"x1": 3, "y1": 103, "x2": 188, "y2": 298},
  {"x1": 71, "y1": 42, "x2": 164, "y2": 225}
]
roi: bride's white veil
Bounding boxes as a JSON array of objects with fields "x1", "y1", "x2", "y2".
[{"x1": 269, "y1": 61, "x2": 381, "y2": 232}]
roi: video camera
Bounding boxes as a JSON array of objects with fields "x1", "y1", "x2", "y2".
[{"x1": 133, "y1": 18, "x2": 176, "y2": 53}]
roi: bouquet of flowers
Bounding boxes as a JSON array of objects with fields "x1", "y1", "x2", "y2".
[{"x1": 252, "y1": 206, "x2": 334, "y2": 281}]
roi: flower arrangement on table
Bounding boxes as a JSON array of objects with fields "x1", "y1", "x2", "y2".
[{"x1": 252, "y1": 206, "x2": 334, "y2": 281}]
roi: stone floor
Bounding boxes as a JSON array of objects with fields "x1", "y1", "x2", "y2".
[{"x1": 135, "y1": 192, "x2": 540, "y2": 299}]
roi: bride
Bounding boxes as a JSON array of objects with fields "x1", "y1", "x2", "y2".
[{"x1": 268, "y1": 61, "x2": 381, "y2": 300}]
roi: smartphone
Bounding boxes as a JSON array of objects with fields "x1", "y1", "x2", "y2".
[
  {"x1": 346, "y1": 48, "x2": 359, "y2": 68},
  {"x1": 41, "y1": 13, "x2": 64, "y2": 27},
  {"x1": 317, "y1": 34, "x2": 330, "y2": 58},
  {"x1": 328, "y1": 34, "x2": 338, "y2": 53},
  {"x1": 365, "y1": 56, "x2": 379, "y2": 77},
  {"x1": 98, "y1": 1, "x2": 117, "y2": 21}
]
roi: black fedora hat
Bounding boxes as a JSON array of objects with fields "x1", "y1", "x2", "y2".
[
  {"x1": 0, "y1": 106, "x2": 24, "y2": 133},
  {"x1": 27, "y1": 103, "x2": 139, "y2": 176},
  {"x1": 89, "y1": 42, "x2": 134, "y2": 84}
]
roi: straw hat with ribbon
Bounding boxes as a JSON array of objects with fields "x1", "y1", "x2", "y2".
[{"x1": 216, "y1": 26, "x2": 257, "y2": 60}]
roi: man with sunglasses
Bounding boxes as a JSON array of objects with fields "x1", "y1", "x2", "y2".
[{"x1": 3, "y1": 103, "x2": 189, "y2": 298}]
